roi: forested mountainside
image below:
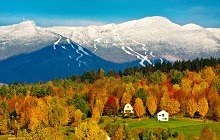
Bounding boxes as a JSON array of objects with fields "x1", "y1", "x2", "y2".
[{"x1": 0, "y1": 57, "x2": 219, "y2": 139}]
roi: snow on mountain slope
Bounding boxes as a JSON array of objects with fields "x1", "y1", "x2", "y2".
[
  {"x1": 46, "y1": 16, "x2": 220, "y2": 64},
  {"x1": 1, "y1": 16, "x2": 220, "y2": 65},
  {"x1": 0, "y1": 21, "x2": 58, "y2": 60}
]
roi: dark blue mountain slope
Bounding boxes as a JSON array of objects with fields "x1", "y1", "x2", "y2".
[{"x1": 0, "y1": 39, "x2": 146, "y2": 83}]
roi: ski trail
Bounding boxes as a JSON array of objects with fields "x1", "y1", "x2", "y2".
[
  {"x1": 128, "y1": 38, "x2": 149, "y2": 54},
  {"x1": 66, "y1": 38, "x2": 71, "y2": 44},
  {"x1": 116, "y1": 34, "x2": 125, "y2": 46},
  {"x1": 93, "y1": 38, "x2": 102, "y2": 53},
  {"x1": 76, "y1": 43, "x2": 90, "y2": 56},
  {"x1": 160, "y1": 58, "x2": 163, "y2": 64},
  {"x1": 53, "y1": 36, "x2": 61, "y2": 50},
  {"x1": 126, "y1": 46, "x2": 152, "y2": 65},
  {"x1": 66, "y1": 38, "x2": 88, "y2": 67},
  {"x1": 118, "y1": 37, "x2": 153, "y2": 66},
  {"x1": 129, "y1": 38, "x2": 146, "y2": 47},
  {"x1": 150, "y1": 51, "x2": 156, "y2": 57},
  {"x1": 142, "y1": 47, "x2": 148, "y2": 54}
]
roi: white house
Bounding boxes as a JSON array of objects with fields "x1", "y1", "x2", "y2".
[
  {"x1": 106, "y1": 135, "x2": 111, "y2": 140},
  {"x1": 157, "y1": 110, "x2": 169, "y2": 121},
  {"x1": 123, "y1": 103, "x2": 134, "y2": 114}
]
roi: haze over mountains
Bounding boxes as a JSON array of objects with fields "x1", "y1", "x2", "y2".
[{"x1": 0, "y1": 16, "x2": 220, "y2": 83}]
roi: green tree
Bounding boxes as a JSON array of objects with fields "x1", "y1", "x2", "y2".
[
  {"x1": 73, "y1": 94, "x2": 90, "y2": 117},
  {"x1": 135, "y1": 88, "x2": 148, "y2": 105}
]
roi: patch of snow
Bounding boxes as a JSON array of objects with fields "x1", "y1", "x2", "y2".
[
  {"x1": 160, "y1": 58, "x2": 163, "y2": 64},
  {"x1": 66, "y1": 38, "x2": 71, "y2": 44},
  {"x1": 76, "y1": 43, "x2": 90, "y2": 56},
  {"x1": 150, "y1": 51, "x2": 156, "y2": 57},
  {"x1": 93, "y1": 38, "x2": 102, "y2": 52},
  {"x1": 53, "y1": 36, "x2": 61, "y2": 49}
]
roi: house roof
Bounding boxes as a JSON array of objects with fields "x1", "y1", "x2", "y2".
[{"x1": 157, "y1": 110, "x2": 168, "y2": 114}]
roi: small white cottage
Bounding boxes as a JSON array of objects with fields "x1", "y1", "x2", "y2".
[
  {"x1": 106, "y1": 135, "x2": 111, "y2": 140},
  {"x1": 157, "y1": 110, "x2": 169, "y2": 121},
  {"x1": 123, "y1": 103, "x2": 134, "y2": 114}
]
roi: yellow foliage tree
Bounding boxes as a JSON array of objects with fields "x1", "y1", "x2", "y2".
[
  {"x1": 111, "y1": 125, "x2": 124, "y2": 140},
  {"x1": 134, "y1": 98, "x2": 146, "y2": 117},
  {"x1": 74, "y1": 120, "x2": 107, "y2": 140},
  {"x1": 160, "y1": 93, "x2": 180, "y2": 116},
  {"x1": 28, "y1": 98, "x2": 47, "y2": 130},
  {"x1": 200, "y1": 127, "x2": 217, "y2": 140},
  {"x1": 74, "y1": 109, "x2": 82, "y2": 127},
  {"x1": 95, "y1": 99, "x2": 106, "y2": 116},
  {"x1": 121, "y1": 92, "x2": 132, "y2": 107},
  {"x1": 177, "y1": 132, "x2": 185, "y2": 140},
  {"x1": 147, "y1": 95, "x2": 157, "y2": 116},
  {"x1": 197, "y1": 97, "x2": 209, "y2": 119},
  {"x1": 187, "y1": 98, "x2": 197, "y2": 118},
  {"x1": 201, "y1": 66, "x2": 216, "y2": 84},
  {"x1": 92, "y1": 107, "x2": 101, "y2": 122}
]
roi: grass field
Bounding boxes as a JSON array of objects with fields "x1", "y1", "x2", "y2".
[
  {"x1": 1, "y1": 117, "x2": 219, "y2": 140},
  {"x1": 100, "y1": 116, "x2": 220, "y2": 139}
]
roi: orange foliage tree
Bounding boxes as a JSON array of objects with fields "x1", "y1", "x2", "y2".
[{"x1": 134, "y1": 98, "x2": 145, "y2": 117}]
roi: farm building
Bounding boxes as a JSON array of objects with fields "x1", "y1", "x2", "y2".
[
  {"x1": 123, "y1": 103, "x2": 134, "y2": 114},
  {"x1": 157, "y1": 110, "x2": 169, "y2": 121}
]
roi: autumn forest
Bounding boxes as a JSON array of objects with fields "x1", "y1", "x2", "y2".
[{"x1": 0, "y1": 57, "x2": 220, "y2": 139}]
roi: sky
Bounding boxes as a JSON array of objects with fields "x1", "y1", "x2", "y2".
[{"x1": 0, "y1": 0, "x2": 220, "y2": 27}]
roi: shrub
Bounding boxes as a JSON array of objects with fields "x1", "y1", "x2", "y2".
[
  {"x1": 173, "y1": 131, "x2": 178, "y2": 138},
  {"x1": 98, "y1": 117, "x2": 104, "y2": 124},
  {"x1": 82, "y1": 113, "x2": 87, "y2": 120}
]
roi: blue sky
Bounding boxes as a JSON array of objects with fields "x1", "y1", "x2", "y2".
[{"x1": 0, "y1": 0, "x2": 219, "y2": 27}]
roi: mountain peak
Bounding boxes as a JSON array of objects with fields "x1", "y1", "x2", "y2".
[
  {"x1": 141, "y1": 16, "x2": 171, "y2": 22},
  {"x1": 19, "y1": 20, "x2": 36, "y2": 26},
  {"x1": 118, "y1": 16, "x2": 180, "y2": 31},
  {"x1": 179, "y1": 23, "x2": 204, "y2": 31}
]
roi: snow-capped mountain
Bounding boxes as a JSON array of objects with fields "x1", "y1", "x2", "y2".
[
  {"x1": 0, "y1": 21, "x2": 58, "y2": 60},
  {"x1": 46, "y1": 16, "x2": 220, "y2": 64},
  {"x1": 0, "y1": 16, "x2": 220, "y2": 83},
  {"x1": 1, "y1": 16, "x2": 220, "y2": 65}
]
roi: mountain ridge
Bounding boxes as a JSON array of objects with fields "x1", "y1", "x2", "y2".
[
  {"x1": 1, "y1": 16, "x2": 220, "y2": 63},
  {"x1": 0, "y1": 16, "x2": 220, "y2": 83}
]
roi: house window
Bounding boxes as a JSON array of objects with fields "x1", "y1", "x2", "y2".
[
  {"x1": 162, "y1": 114, "x2": 164, "y2": 117},
  {"x1": 125, "y1": 110, "x2": 131, "y2": 113},
  {"x1": 127, "y1": 106, "x2": 129, "y2": 108}
]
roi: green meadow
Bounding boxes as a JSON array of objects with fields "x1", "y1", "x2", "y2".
[
  {"x1": 1, "y1": 117, "x2": 219, "y2": 140},
  {"x1": 101, "y1": 116, "x2": 220, "y2": 139}
]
